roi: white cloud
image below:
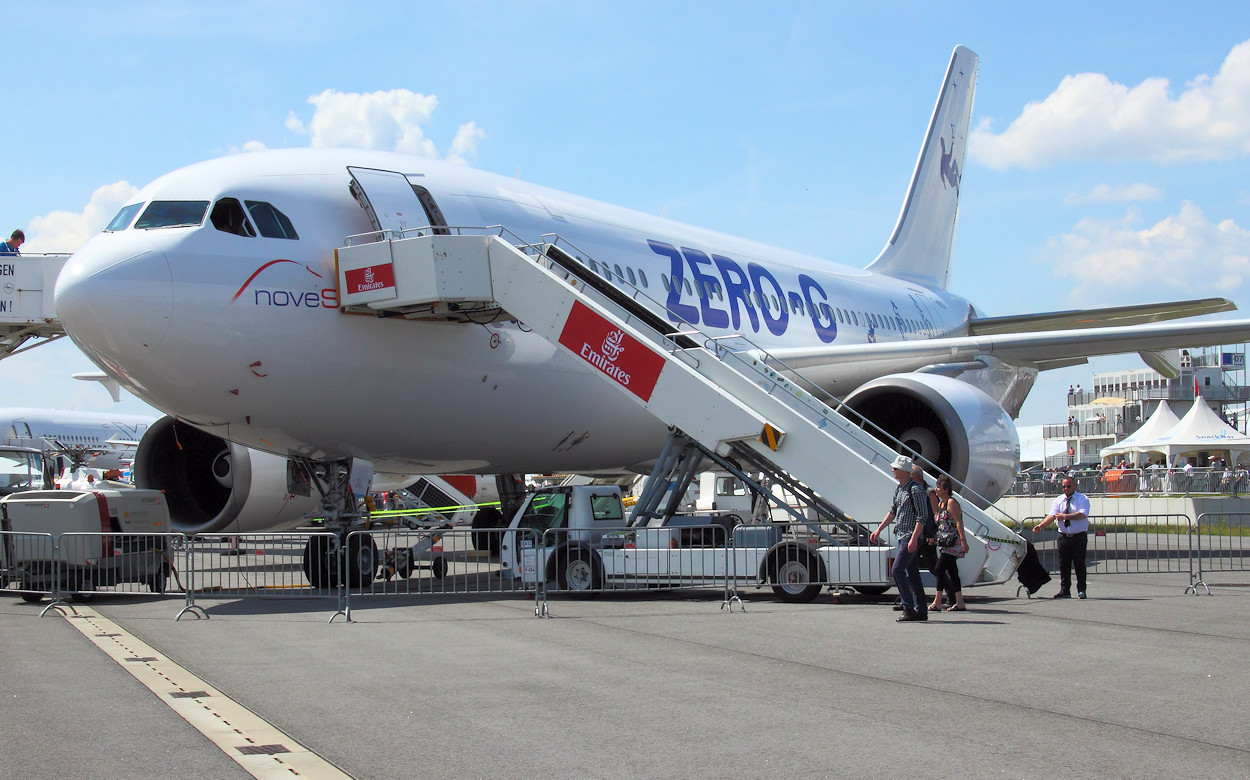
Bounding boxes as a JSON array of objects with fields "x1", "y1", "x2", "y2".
[
  {"x1": 446, "y1": 121, "x2": 485, "y2": 164},
  {"x1": 288, "y1": 88, "x2": 440, "y2": 155},
  {"x1": 1045, "y1": 201, "x2": 1250, "y2": 306},
  {"x1": 1063, "y1": 183, "x2": 1163, "y2": 206},
  {"x1": 971, "y1": 39, "x2": 1250, "y2": 169},
  {"x1": 223, "y1": 139, "x2": 269, "y2": 155},
  {"x1": 23, "y1": 181, "x2": 139, "y2": 254}
]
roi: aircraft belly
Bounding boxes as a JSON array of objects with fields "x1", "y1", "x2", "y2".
[{"x1": 139, "y1": 303, "x2": 668, "y2": 473}]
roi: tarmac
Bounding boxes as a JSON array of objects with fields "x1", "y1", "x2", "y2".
[{"x1": 2, "y1": 571, "x2": 1248, "y2": 779}]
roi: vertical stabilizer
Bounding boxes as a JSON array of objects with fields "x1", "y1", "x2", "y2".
[{"x1": 866, "y1": 45, "x2": 978, "y2": 290}]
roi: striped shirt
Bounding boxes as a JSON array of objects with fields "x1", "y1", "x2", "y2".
[{"x1": 890, "y1": 481, "x2": 928, "y2": 539}]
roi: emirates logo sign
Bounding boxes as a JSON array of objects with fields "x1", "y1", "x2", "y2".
[
  {"x1": 344, "y1": 263, "x2": 396, "y2": 295},
  {"x1": 558, "y1": 302, "x2": 665, "y2": 402}
]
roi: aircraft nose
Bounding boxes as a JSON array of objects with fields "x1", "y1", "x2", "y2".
[{"x1": 55, "y1": 235, "x2": 174, "y2": 360}]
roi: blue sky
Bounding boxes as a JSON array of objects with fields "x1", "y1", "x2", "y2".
[{"x1": 3, "y1": 1, "x2": 1249, "y2": 428}]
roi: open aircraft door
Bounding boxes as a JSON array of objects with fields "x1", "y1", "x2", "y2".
[{"x1": 347, "y1": 167, "x2": 432, "y2": 235}]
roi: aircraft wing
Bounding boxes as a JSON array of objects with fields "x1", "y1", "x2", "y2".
[
  {"x1": 967, "y1": 297, "x2": 1235, "y2": 335},
  {"x1": 766, "y1": 317, "x2": 1250, "y2": 374}
]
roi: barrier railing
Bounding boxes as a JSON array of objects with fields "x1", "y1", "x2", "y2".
[
  {"x1": 1007, "y1": 467, "x2": 1250, "y2": 497},
  {"x1": 1191, "y1": 512, "x2": 1250, "y2": 595},
  {"x1": 343, "y1": 528, "x2": 540, "y2": 621},
  {"x1": 2, "y1": 530, "x2": 184, "y2": 612},
  {"x1": 533, "y1": 522, "x2": 894, "y2": 615},
  {"x1": 1020, "y1": 514, "x2": 1195, "y2": 595}
]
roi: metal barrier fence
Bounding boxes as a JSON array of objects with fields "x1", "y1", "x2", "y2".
[
  {"x1": 1, "y1": 530, "x2": 182, "y2": 614},
  {"x1": 1192, "y1": 512, "x2": 1250, "y2": 595},
  {"x1": 344, "y1": 528, "x2": 541, "y2": 620},
  {"x1": 12, "y1": 515, "x2": 1217, "y2": 617},
  {"x1": 1019, "y1": 514, "x2": 1197, "y2": 595},
  {"x1": 532, "y1": 521, "x2": 894, "y2": 614},
  {"x1": 1007, "y1": 467, "x2": 1249, "y2": 498}
]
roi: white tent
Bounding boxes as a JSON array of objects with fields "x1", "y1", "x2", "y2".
[
  {"x1": 1100, "y1": 402, "x2": 1182, "y2": 463},
  {"x1": 1147, "y1": 396, "x2": 1250, "y2": 466}
]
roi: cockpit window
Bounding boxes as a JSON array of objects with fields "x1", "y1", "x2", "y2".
[
  {"x1": 134, "y1": 201, "x2": 209, "y2": 229},
  {"x1": 210, "y1": 198, "x2": 257, "y2": 237},
  {"x1": 105, "y1": 203, "x2": 143, "y2": 232},
  {"x1": 245, "y1": 201, "x2": 299, "y2": 240}
]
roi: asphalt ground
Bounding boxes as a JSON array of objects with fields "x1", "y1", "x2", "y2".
[{"x1": 2, "y1": 570, "x2": 1248, "y2": 779}]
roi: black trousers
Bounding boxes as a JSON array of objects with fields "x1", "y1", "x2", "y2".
[
  {"x1": 1057, "y1": 531, "x2": 1088, "y2": 593},
  {"x1": 934, "y1": 552, "x2": 962, "y2": 601}
]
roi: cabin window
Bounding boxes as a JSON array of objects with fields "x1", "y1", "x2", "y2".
[
  {"x1": 626, "y1": 267, "x2": 637, "y2": 286},
  {"x1": 614, "y1": 263, "x2": 626, "y2": 283},
  {"x1": 589, "y1": 259, "x2": 602, "y2": 276},
  {"x1": 638, "y1": 269, "x2": 648, "y2": 288},
  {"x1": 210, "y1": 198, "x2": 256, "y2": 237},
  {"x1": 105, "y1": 203, "x2": 143, "y2": 232},
  {"x1": 135, "y1": 201, "x2": 210, "y2": 229},
  {"x1": 245, "y1": 201, "x2": 299, "y2": 239}
]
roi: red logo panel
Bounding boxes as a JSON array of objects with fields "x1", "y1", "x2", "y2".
[
  {"x1": 558, "y1": 301, "x2": 665, "y2": 402},
  {"x1": 344, "y1": 263, "x2": 396, "y2": 295}
]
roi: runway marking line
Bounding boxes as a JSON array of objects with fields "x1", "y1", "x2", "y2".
[{"x1": 61, "y1": 605, "x2": 351, "y2": 779}]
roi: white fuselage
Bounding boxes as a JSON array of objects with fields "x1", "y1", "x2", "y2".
[
  {"x1": 0, "y1": 407, "x2": 152, "y2": 469},
  {"x1": 54, "y1": 149, "x2": 975, "y2": 475}
]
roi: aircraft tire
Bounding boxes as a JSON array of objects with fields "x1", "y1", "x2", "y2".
[
  {"x1": 471, "y1": 507, "x2": 505, "y2": 556},
  {"x1": 303, "y1": 536, "x2": 337, "y2": 589},
  {"x1": 345, "y1": 534, "x2": 379, "y2": 589}
]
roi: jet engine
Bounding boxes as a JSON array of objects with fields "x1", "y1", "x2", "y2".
[
  {"x1": 842, "y1": 374, "x2": 1019, "y2": 507},
  {"x1": 133, "y1": 416, "x2": 320, "y2": 534}
]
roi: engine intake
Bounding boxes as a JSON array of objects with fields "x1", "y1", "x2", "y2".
[
  {"x1": 134, "y1": 416, "x2": 319, "y2": 534},
  {"x1": 843, "y1": 374, "x2": 1019, "y2": 507}
]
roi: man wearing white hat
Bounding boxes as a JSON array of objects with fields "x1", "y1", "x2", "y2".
[{"x1": 869, "y1": 454, "x2": 931, "y2": 622}]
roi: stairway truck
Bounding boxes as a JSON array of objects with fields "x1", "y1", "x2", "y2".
[
  {"x1": 497, "y1": 485, "x2": 892, "y2": 602},
  {"x1": 0, "y1": 490, "x2": 172, "y2": 599}
]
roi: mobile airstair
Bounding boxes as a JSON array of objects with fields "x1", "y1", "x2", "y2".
[
  {"x1": 0, "y1": 255, "x2": 70, "y2": 358},
  {"x1": 335, "y1": 230, "x2": 1026, "y2": 587}
]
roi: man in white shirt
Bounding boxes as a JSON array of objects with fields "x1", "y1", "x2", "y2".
[{"x1": 1032, "y1": 476, "x2": 1091, "y2": 599}]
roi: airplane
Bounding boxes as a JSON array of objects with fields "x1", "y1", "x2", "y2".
[
  {"x1": 0, "y1": 407, "x2": 154, "y2": 478},
  {"x1": 50, "y1": 45, "x2": 1250, "y2": 585}
]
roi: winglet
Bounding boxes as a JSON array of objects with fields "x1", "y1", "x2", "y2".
[{"x1": 866, "y1": 45, "x2": 979, "y2": 290}]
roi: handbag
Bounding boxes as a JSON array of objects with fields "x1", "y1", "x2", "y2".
[{"x1": 935, "y1": 527, "x2": 960, "y2": 548}]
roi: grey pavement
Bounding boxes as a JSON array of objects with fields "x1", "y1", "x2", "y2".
[{"x1": 2, "y1": 571, "x2": 1248, "y2": 779}]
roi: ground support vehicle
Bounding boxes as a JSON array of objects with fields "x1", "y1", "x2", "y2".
[
  {"x1": 500, "y1": 485, "x2": 892, "y2": 603},
  {"x1": 0, "y1": 489, "x2": 172, "y2": 602}
]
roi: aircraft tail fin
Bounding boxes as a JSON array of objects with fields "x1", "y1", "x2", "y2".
[{"x1": 865, "y1": 45, "x2": 978, "y2": 290}]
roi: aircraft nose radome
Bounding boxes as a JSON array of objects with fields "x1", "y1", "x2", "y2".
[{"x1": 55, "y1": 239, "x2": 174, "y2": 358}]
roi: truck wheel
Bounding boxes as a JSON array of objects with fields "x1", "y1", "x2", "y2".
[
  {"x1": 21, "y1": 592, "x2": 43, "y2": 603},
  {"x1": 771, "y1": 554, "x2": 822, "y2": 603},
  {"x1": 303, "y1": 537, "x2": 337, "y2": 589},
  {"x1": 431, "y1": 557, "x2": 447, "y2": 580},
  {"x1": 556, "y1": 549, "x2": 601, "y2": 592}
]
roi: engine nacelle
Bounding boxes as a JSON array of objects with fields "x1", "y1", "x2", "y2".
[
  {"x1": 842, "y1": 374, "x2": 1019, "y2": 507},
  {"x1": 133, "y1": 416, "x2": 320, "y2": 534}
]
